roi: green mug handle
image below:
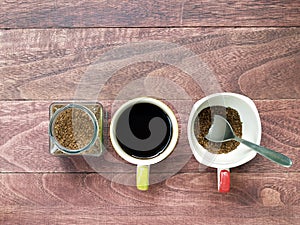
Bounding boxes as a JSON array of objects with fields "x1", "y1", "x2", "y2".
[{"x1": 136, "y1": 165, "x2": 150, "y2": 191}]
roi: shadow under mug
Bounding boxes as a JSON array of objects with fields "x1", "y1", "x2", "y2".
[{"x1": 110, "y1": 97, "x2": 179, "y2": 191}]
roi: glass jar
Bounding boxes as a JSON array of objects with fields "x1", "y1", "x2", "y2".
[{"x1": 49, "y1": 102, "x2": 103, "y2": 156}]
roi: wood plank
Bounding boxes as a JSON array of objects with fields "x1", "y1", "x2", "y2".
[
  {"x1": 0, "y1": 99, "x2": 299, "y2": 173},
  {"x1": 0, "y1": 173, "x2": 299, "y2": 224},
  {"x1": 1, "y1": 212, "x2": 296, "y2": 225},
  {"x1": 182, "y1": 0, "x2": 300, "y2": 27},
  {"x1": 0, "y1": 0, "x2": 299, "y2": 28},
  {"x1": 1, "y1": 28, "x2": 299, "y2": 100}
]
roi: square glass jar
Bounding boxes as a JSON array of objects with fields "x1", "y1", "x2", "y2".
[{"x1": 49, "y1": 102, "x2": 103, "y2": 156}]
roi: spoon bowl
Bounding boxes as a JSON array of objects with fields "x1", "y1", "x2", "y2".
[{"x1": 206, "y1": 115, "x2": 292, "y2": 168}]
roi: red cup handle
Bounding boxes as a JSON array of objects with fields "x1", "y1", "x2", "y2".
[{"x1": 218, "y1": 169, "x2": 230, "y2": 193}]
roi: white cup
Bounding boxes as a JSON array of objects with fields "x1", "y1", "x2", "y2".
[
  {"x1": 188, "y1": 93, "x2": 261, "y2": 192},
  {"x1": 110, "y1": 97, "x2": 179, "y2": 191}
]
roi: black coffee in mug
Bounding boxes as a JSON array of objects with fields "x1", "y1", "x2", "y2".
[{"x1": 115, "y1": 103, "x2": 173, "y2": 159}]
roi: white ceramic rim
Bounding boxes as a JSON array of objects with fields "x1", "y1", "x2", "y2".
[
  {"x1": 187, "y1": 92, "x2": 262, "y2": 169},
  {"x1": 110, "y1": 97, "x2": 179, "y2": 166}
]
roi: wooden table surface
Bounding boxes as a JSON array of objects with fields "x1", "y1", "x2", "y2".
[{"x1": 0, "y1": 1, "x2": 299, "y2": 224}]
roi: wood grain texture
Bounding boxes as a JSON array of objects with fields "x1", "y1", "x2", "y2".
[
  {"x1": 0, "y1": 173, "x2": 299, "y2": 224},
  {"x1": 1, "y1": 0, "x2": 299, "y2": 224},
  {"x1": 0, "y1": 28, "x2": 299, "y2": 100},
  {"x1": 0, "y1": 99, "x2": 298, "y2": 173},
  {"x1": 0, "y1": 0, "x2": 299, "y2": 28}
]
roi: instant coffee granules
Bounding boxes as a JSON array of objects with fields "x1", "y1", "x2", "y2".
[
  {"x1": 49, "y1": 103, "x2": 103, "y2": 156},
  {"x1": 195, "y1": 106, "x2": 242, "y2": 154},
  {"x1": 53, "y1": 107, "x2": 95, "y2": 150}
]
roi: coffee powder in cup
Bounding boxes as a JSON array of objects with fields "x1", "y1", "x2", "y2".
[{"x1": 195, "y1": 106, "x2": 242, "y2": 154}]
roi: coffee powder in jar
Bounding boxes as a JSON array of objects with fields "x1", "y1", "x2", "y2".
[
  {"x1": 53, "y1": 107, "x2": 95, "y2": 150},
  {"x1": 49, "y1": 103, "x2": 103, "y2": 156}
]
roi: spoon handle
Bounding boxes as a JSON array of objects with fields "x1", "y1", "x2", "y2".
[{"x1": 234, "y1": 137, "x2": 292, "y2": 167}]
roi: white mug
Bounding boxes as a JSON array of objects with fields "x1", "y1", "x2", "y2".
[
  {"x1": 110, "y1": 97, "x2": 179, "y2": 190},
  {"x1": 188, "y1": 93, "x2": 261, "y2": 192}
]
